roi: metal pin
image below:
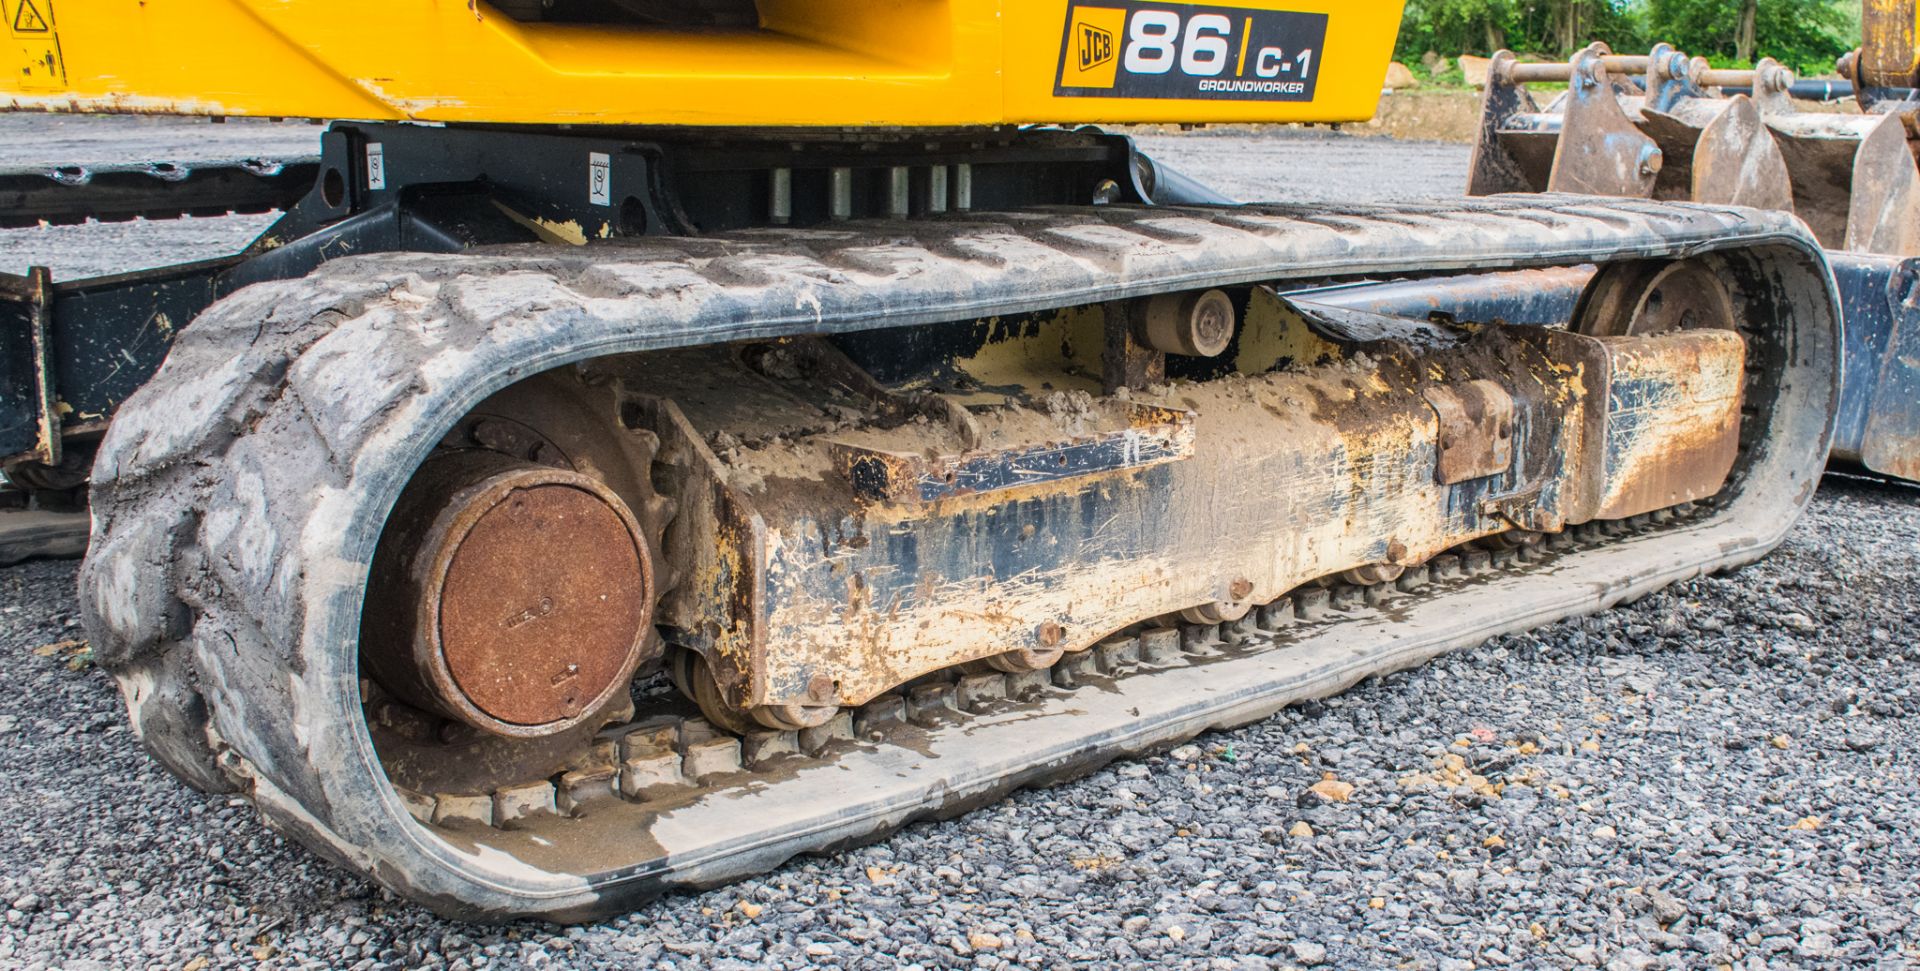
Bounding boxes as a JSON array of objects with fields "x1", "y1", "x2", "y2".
[
  {"x1": 887, "y1": 166, "x2": 909, "y2": 219},
  {"x1": 769, "y1": 167, "x2": 791, "y2": 226},
  {"x1": 829, "y1": 167, "x2": 852, "y2": 221},
  {"x1": 926, "y1": 165, "x2": 949, "y2": 214}
]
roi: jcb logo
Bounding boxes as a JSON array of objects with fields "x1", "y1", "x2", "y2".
[
  {"x1": 1077, "y1": 21, "x2": 1114, "y2": 71},
  {"x1": 1056, "y1": 2, "x2": 1327, "y2": 103},
  {"x1": 1061, "y1": 6, "x2": 1125, "y2": 88}
]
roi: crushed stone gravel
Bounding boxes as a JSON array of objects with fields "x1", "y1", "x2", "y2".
[{"x1": 0, "y1": 117, "x2": 1915, "y2": 971}]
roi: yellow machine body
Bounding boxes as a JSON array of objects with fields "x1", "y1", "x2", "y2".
[
  {"x1": 1863, "y1": 0, "x2": 1920, "y2": 88},
  {"x1": 0, "y1": 0, "x2": 1404, "y2": 126}
]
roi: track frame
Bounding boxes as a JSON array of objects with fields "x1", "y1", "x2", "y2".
[
  {"x1": 0, "y1": 123, "x2": 1211, "y2": 471},
  {"x1": 77, "y1": 197, "x2": 1838, "y2": 919}
]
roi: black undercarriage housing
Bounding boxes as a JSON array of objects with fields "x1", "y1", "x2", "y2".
[{"x1": 0, "y1": 123, "x2": 1224, "y2": 480}]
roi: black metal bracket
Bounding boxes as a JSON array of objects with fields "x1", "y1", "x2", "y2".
[
  {"x1": 0, "y1": 122, "x2": 1161, "y2": 468},
  {"x1": 0, "y1": 267, "x2": 60, "y2": 466}
]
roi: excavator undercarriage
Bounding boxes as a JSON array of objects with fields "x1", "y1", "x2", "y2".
[
  {"x1": 1, "y1": 0, "x2": 1845, "y2": 920},
  {"x1": 79, "y1": 194, "x2": 1837, "y2": 919}
]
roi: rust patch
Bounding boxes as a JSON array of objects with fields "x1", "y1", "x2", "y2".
[
  {"x1": 363, "y1": 452, "x2": 653, "y2": 737},
  {"x1": 1546, "y1": 49, "x2": 1661, "y2": 198},
  {"x1": 1690, "y1": 95, "x2": 1795, "y2": 212},
  {"x1": 1424, "y1": 380, "x2": 1514, "y2": 484},
  {"x1": 438, "y1": 481, "x2": 647, "y2": 727},
  {"x1": 1843, "y1": 114, "x2": 1920, "y2": 257},
  {"x1": 604, "y1": 283, "x2": 1754, "y2": 718},
  {"x1": 1588, "y1": 329, "x2": 1746, "y2": 520},
  {"x1": 828, "y1": 403, "x2": 1194, "y2": 505}
]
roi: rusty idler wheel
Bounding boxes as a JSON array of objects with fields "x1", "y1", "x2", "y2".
[
  {"x1": 1575, "y1": 258, "x2": 1738, "y2": 338},
  {"x1": 1180, "y1": 600, "x2": 1250, "y2": 625},
  {"x1": 1341, "y1": 562, "x2": 1407, "y2": 586},
  {"x1": 1177, "y1": 576, "x2": 1255, "y2": 625},
  {"x1": 985, "y1": 621, "x2": 1068, "y2": 674},
  {"x1": 363, "y1": 450, "x2": 654, "y2": 738}
]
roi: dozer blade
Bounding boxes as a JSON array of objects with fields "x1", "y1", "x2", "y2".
[{"x1": 79, "y1": 198, "x2": 1837, "y2": 921}]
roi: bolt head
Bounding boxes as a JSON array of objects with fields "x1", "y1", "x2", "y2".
[
  {"x1": 807, "y1": 674, "x2": 836, "y2": 703},
  {"x1": 1637, "y1": 146, "x2": 1664, "y2": 177}
]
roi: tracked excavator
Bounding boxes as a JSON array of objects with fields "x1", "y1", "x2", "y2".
[
  {"x1": 1360, "y1": 0, "x2": 1920, "y2": 482},
  {"x1": 0, "y1": 1, "x2": 1839, "y2": 920}
]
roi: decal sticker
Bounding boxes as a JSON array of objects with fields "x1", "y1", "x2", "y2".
[
  {"x1": 1055, "y1": 2, "x2": 1327, "y2": 102},
  {"x1": 11, "y1": 0, "x2": 48, "y2": 32},
  {"x1": 589, "y1": 152, "x2": 611, "y2": 206},
  {"x1": 365, "y1": 143, "x2": 386, "y2": 191},
  {"x1": 2, "y1": 0, "x2": 66, "y2": 92}
]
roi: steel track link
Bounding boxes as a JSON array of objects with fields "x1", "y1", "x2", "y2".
[
  {"x1": 0, "y1": 157, "x2": 320, "y2": 228},
  {"x1": 76, "y1": 197, "x2": 1839, "y2": 920}
]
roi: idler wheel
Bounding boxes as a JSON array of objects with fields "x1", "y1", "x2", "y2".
[
  {"x1": 984, "y1": 643, "x2": 1066, "y2": 674},
  {"x1": 1341, "y1": 563, "x2": 1406, "y2": 586},
  {"x1": 1139, "y1": 288, "x2": 1237, "y2": 357},
  {"x1": 1575, "y1": 258, "x2": 1737, "y2": 338},
  {"x1": 363, "y1": 451, "x2": 654, "y2": 738}
]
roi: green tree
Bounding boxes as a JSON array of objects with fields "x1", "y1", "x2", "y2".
[
  {"x1": 1644, "y1": 0, "x2": 1851, "y2": 72},
  {"x1": 1396, "y1": 0, "x2": 1648, "y2": 62},
  {"x1": 1395, "y1": 0, "x2": 1521, "y2": 58},
  {"x1": 1394, "y1": 0, "x2": 1850, "y2": 73}
]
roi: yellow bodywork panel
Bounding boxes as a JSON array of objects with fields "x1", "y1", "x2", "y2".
[
  {"x1": 0, "y1": 0, "x2": 1405, "y2": 127},
  {"x1": 1862, "y1": 0, "x2": 1920, "y2": 87}
]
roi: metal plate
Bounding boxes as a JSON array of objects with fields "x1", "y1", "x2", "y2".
[
  {"x1": 1691, "y1": 95, "x2": 1795, "y2": 212},
  {"x1": 1424, "y1": 380, "x2": 1515, "y2": 484}
]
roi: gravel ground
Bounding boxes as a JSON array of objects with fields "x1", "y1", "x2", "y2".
[
  {"x1": 1, "y1": 117, "x2": 1916, "y2": 971},
  {"x1": 1130, "y1": 128, "x2": 1472, "y2": 205}
]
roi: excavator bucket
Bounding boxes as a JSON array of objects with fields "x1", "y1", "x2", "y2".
[
  {"x1": 1469, "y1": 43, "x2": 1920, "y2": 251},
  {"x1": 1466, "y1": 38, "x2": 1920, "y2": 481}
]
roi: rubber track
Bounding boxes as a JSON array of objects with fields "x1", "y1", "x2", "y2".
[
  {"x1": 0, "y1": 157, "x2": 321, "y2": 229},
  {"x1": 77, "y1": 197, "x2": 1838, "y2": 920}
]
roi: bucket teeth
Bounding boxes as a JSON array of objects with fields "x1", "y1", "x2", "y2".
[{"x1": 1474, "y1": 43, "x2": 1920, "y2": 258}]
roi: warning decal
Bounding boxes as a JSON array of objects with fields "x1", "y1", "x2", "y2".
[
  {"x1": 2, "y1": 0, "x2": 66, "y2": 93},
  {"x1": 1054, "y1": 2, "x2": 1328, "y2": 102},
  {"x1": 11, "y1": 0, "x2": 47, "y2": 32}
]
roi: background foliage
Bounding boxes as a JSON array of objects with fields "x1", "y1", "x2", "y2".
[{"x1": 1394, "y1": 0, "x2": 1859, "y2": 75}]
